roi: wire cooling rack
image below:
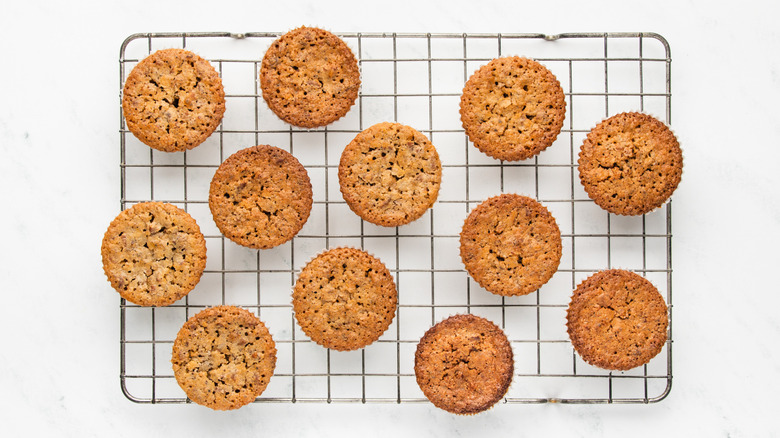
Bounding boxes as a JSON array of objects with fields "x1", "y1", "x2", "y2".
[{"x1": 118, "y1": 31, "x2": 673, "y2": 405}]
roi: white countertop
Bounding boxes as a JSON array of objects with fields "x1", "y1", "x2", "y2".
[{"x1": 1, "y1": 0, "x2": 778, "y2": 436}]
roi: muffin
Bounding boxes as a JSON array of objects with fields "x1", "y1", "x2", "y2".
[
  {"x1": 171, "y1": 306, "x2": 277, "y2": 410},
  {"x1": 339, "y1": 122, "x2": 442, "y2": 227},
  {"x1": 122, "y1": 48, "x2": 225, "y2": 152},
  {"x1": 460, "y1": 56, "x2": 566, "y2": 161},
  {"x1": 578, "y1": 112, "x2": 683, "y2": 215},
  {"x1": 209, "y1": 145, "x2": 312, "y2": 249},
  {"x1": 460, "y1": 194, "x2": 562, "y2": 296},
  {"x1": 566, "y1": 269, "x2": 669, "y2": 370},
  {"x1": 415, "y1": 314, "x2": 514, "y2": 415},
  {"x1": 292, "y1": 247, "x2": 397, "y2": 351},
  {"x1": 101, "y1": 202, "x2": 206, "y2": 306},
  {"x1": 260, "y1": 26, "x2": 360, "y2": 128}
]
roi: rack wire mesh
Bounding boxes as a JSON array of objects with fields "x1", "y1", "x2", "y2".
[{"x1": 118, "y1": 31, "x2": 673, "y2": 405}]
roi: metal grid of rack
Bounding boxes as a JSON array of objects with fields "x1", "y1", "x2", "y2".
[{"x1": 118, "y1": 31, "x2": 673, "y2": 405}]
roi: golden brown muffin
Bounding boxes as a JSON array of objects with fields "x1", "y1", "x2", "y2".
[
  {"x1": 460, "y1": 56, "x2": 566, "y2": 161},
  {"x1": 566, "y1": 269, "x2": 668, "y2": 371},
  {"x1": 338, "y1": 122, "x2": 442, "y2": 227},
  {"x1": 292, "y1": 247, "x2": 397, "y2": 351},
  {"x1": 122, "y1": 48, "x2": 225, "y2": 152},
  {"x1": 460, "y1": 194, "x2": 562, "y2": 296},
  {"x1": 171, "y1": 306, "x2": 277, "y2": 410},
  {"x1": 578, "y1": 112, "x2": 683, "y2": 215},
  {"x1": 101, "y1": 202, "x2": 206, "y2": 306},
  {"x1": 415, "y1": 314, "x2": 514, "y2": 415},
  {"x1": 260, "y1": 26, "x2": 360, "y2": 128},
  {"x1": 209, "y1": 145, "x2": 312, "y2": 249}
]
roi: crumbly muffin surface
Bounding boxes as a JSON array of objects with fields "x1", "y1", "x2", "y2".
[
  {"x1": 460, "y1": 194, "x2": 562, "y2": 296},
  {"x1": 260, "y1": 26, "x2": 360, "y2": 128},
  {"x1": 171, "y1": 306, "x2": 277, "y2": 410},
  {"x1": 339, "y1": 122, "x2": 441, "y2": 227},
  {"x1": 578, "y1": 112, "x2": 683, "y2": 215},
  {"x1": 415, "y1": 314, "x2": 514, "y2": 415},
  {"x1": 123, "y1": 48, "x2": 225, "y2": 152},
  {"x1": 293, "y1": 247, "x2": 397, "y2": 351},
  {"x1": 567, "y1": 269, "x2": 668, "y2": 370},
  {"x1": 209, "y1": 145, "x2": 312, "y2": 249},
  {"x1": 101, "y1": 202, "x2": 206, "y2": 306},
  {"x1": 460, "y1": 56, "x2": 566, "y2": 161}
]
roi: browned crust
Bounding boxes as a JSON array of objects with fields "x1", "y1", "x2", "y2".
[
  {"x1": 459, "y1": 56, "x2": 566, "y2": 161},
  {"x1": 566, "y1": 269, "x2": 668, "y2": 371},
  {"x1": 414, "y1": 314, "x2": 514, "y2": 415},
  {"x1": 122, "y1": 48, "x2": 225, "y2": 152},
  {"x1": 292, "y1": 247, "x2": 397, "y2": 351},
  {"x1": 260, "y1": 26, "x2": 360, "y2": 128},
  {"x1": 578, "y1": 112, "x2": 683, "y2": 215},
  {"x1": 208, "y1": 145, "x2": 313, "y2": 249},
  {"x1": 101, "y1": 202, "x2": 207, "y2": 306},
  {"x1": 171, "y1": 306, "x2": 277, "y2": 410},
  {"x1": 460, "y1": 194, "x2": 562, "y2": 296},
  {"x1": 338, "y1": 122, "x2": 442, "y2": 227}
]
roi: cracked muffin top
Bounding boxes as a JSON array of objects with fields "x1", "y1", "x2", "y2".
[
  {"x1": 578, "y1": 112, "x2": 683, "y2": 215},
  {"x1": 122, "y1": 48, "x2": 225, "y2": 152},
  {"x1": 566, "y1": 269, "x2": 668, "y2": 371},
  {"x1": 460, "y1": 56, "x2": 566, "y2": 161},
  {"x1": 260, "y1": 26, "x2": 360, "y2": 128},
  {"x1": 101, "y1": 202, "x2": 206, "y2": 306},
  {"x1": 171, "y1": 306, "x2": 277, "y2": 410},
  {"x1": 209, "y1": 145, "x2": 312, "y2": 249},
  {"x1": 414, "y1": 314, "x2": 514, "y2": 415},
  {"x1": 292, "y1": 247, "x2": 397, "y2": 351},
  {"x1": 338, "y1": 122, "x2": 442, "y2": 227},
  {"x1": 460, "y1": 194, "x2": 562, "y2": 297}
]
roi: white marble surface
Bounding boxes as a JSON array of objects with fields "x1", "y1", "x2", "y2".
[{"x1": 1, "y1": 0, "x2": 778, "y2": 436}]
